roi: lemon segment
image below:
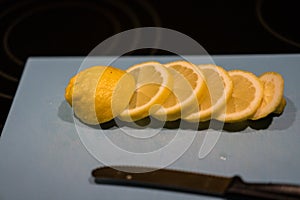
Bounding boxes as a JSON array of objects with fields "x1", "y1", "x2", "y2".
[
  {"x1": 184, "y1": 64, "x2": 233, "y2": 122},
  {"x1": 151, "y1": 61, "x2": 205, "y2": 121},
  {"x1": 250, "y1": 72, "x2": 284, "y2": 120},
  {"x1": 216, "y1": 70, "x2": 264, "y2": 123},
  {"x1": 118, "y1": 61, "x2": 173, "y2": 122}
]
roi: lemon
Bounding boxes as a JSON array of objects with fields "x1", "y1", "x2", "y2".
[
  {"x1": 250, "y1": 72, "x2": 284, "y2": 120},
  {"x1": 65, "y1": 66, "x2": 135, "y2": 124},
  {"x1": 216, "y1": 70, "x2": 264, "y2": 123},
  {"x1": 273, "y1": 97, "x2": 286, "y2": 115},
  {"x1": 118, "y1": 61, "x2": 173, "y2": 122},
  {"x1": 151, "y1": 61, "x2": 206, "y2": 121},
  {"x1": 184, "y1": 64, "x2": 233, "y2": 122}
]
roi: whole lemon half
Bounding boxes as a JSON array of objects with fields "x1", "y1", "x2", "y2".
[{"x1": 65, "y1": 66, "x2": 135, "y2": 124}]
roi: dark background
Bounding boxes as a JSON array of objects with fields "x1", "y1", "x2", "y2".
[{"x1": 0, "y1": 0, "x2": 300, "y2": 133}]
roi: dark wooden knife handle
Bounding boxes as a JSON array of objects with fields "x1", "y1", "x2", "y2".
[{"x1": 226, "y1": 176, "x2": 300, "y2": 200}]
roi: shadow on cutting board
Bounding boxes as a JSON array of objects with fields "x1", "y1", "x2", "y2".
[
  {"x1": 57, "y1": 100, "x2": 74, "y2": 123},
  {"x1": 57, "y1": 96, "x2": 296, "y2": 133}
]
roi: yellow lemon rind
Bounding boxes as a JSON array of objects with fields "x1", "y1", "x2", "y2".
[
  {"x1": 65, "y1": 66, "x2": 135, "y2": 125},
  {"x1": 273, "y1": 97, "x2": 286, "y2": 115}
]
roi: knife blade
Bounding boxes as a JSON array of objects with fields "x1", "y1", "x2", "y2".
[{"x1": 92, "y1": 166, "x2": 300, "y2": 200}]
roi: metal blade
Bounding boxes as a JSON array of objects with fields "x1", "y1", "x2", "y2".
[{"x1": 92, "y1": 166, "x2": 233, "y2": 197}]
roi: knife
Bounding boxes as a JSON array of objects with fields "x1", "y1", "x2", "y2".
[{"x1": 92, "y1": 166, "x2": 300, "y2": 200}]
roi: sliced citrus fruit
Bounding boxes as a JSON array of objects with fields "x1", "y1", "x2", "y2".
[
  {"x1": 151, "y1": 60, "x2": 205, "y2": 121},
  {"x1": 183, "y1": 64, "x2": 233, "y2": 122},
  {"x1": 273, "y1": 97, "x2": 286, "y2": 115},
  {"x1": 118, "y1": 61, "x2": 173, "y2": 122},
  {"x1": 216, "y1": 70, "x2": 263, "y2": 123},
  {"x1": 250, "y1": 72, "x2": 284, "y2": 120},
  {"x1": 65, "y1": 66, "x2": 136, "y2": 124}
]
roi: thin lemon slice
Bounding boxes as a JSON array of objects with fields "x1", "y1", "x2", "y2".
[
  {"x1": 151, "y1": 60, "x2": 205, "y2": 121},
  {"x1": 273, "y1": 97, "x2": 286, "y2": 115},
  {"x1": 118, "y1": 61, "x2": 173, "y2": 122},
  {"x1": 184, "y1": 64, "x2": 233, "y2": 122},
  {"x1": 250, "y1": 72, "x2": 284, "y2": 120},
  {"x1": 216, "y1": 70, "x2": 263, "y2": 123}
]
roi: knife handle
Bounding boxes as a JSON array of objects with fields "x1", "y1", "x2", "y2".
[{"x1": 226, "y1": 176, "x2": 300, "y2": 200}]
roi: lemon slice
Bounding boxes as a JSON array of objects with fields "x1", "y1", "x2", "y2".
[
  {"x1": 118, "y1": 61, "x2": 173, "y2": 122},
  {"x1": 250, "y1": 72, "x2": 284, "y2": 120},
  {"x1": 151, "y1": 60, "x2": 205, "y2": 121},
  {"x1": 184, "y1": 64, "x2": 233, "y2": 122},
  {"x1": 216, "y1": 70, "x2": 263, "y2": 123},
  {"x1": 65, "y1": 66, "x2": 136, "y2": 124},
  {"x1": 273, "y1": 97, "x2": 286, "y2": 115}
]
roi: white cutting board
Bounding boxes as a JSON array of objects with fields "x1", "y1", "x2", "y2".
[{"x1": 0, "y1": 55, "x2": 299, "y2": 200}]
